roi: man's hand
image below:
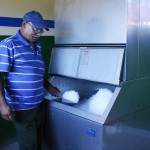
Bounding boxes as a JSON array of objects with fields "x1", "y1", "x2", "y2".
[
  {"x1": 0, "y1": 72, "x2": 14, "y2": 121},
  {"x1": 44, "y1": 77, "x2": 61, "y2": 97},
  {"x1": 0, "y1": 99, "x2": 15, "y2": 121},
  {"x1": 47, "y1": 85, "x2": 61, "y2": 97}
]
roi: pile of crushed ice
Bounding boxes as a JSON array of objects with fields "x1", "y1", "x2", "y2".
[
  {"x1": 61, "y1": 88, "x2": 113, "y2": 115},
  {"x1": 88, "y1": 88, "x2": 113, "y2": 115},
  {"x1": 62, "y1": 90, "x2": 80, "y2": 103}
]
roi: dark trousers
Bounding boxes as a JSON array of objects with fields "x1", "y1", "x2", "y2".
[{"x1": 12, "y1": 102, "x2": 45, "y2": 150}]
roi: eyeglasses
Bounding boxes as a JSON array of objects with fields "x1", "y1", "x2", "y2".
[{"x1": 27, "y1": 22, "x2": 44, "y2": 34}]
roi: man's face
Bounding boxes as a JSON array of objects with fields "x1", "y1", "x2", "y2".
[{"x1": 23, "y1": 22, "x2": 43, "y2": 42}]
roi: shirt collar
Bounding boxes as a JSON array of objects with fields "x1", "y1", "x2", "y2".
[{"x1": 16, "y1": 30, "x2": 40, "y2": 47}]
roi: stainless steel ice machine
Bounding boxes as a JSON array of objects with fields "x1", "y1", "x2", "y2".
[
  {"x1": 44, "y1": 47, "x2": 150, "y2": 150},
  {"x1": 44, "y1": 0, "x2": 150, "y2": 149}
]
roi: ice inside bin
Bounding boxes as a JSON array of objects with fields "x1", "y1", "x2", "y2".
[
  {"x1": 75, "y1": 88, "x2": 113, "y2": 115},
  {"x1": 62, "y1": 90, "x2": 80, "y2": 103}
]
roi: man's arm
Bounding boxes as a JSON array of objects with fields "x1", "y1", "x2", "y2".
[
  {"x1": 44, "y1": 77, "x2": 61, "y2": 97},
  {"x1": 0, "y1": 72, "x2": 14, "y2": 121}
]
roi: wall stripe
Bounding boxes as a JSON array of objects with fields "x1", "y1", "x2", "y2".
[
  {"x1": 0, "y1": 27, "x2": 54, "y2": 36},
  {"x1": 0, "y1": 17, "x2": 54, "y2": 28}
]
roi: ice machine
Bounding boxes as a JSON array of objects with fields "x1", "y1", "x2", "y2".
[
  {"x1": 44, "y1": 0, "x2": 150, "y2": 150},
  {"x1": 44, "y1": 47, "x2": 150, "y2": 150}
]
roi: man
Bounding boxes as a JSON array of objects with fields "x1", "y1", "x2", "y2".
[{"x1": 0, "y1": 10, "x2": 60, "y2": 150}]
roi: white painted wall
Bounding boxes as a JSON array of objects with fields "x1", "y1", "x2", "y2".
[{"x1": 0, "y1": 0, "x2": 54, "y2": 36}]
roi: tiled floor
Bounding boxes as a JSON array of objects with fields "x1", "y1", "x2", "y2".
[
  {"x1": 0, "y1": 141, "x2": 49, "y2": 150},
  {"x1": 0, "y1": 142, "x2": 19, "y2": 150}
]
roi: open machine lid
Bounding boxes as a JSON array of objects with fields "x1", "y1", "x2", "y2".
[{"x1": 49, "y1": 47, "x2": 124, "y2": 85}]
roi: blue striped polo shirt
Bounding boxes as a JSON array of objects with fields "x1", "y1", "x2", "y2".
[{"x1": 0, "y1": 31, "x2": 45, "y2": 111}]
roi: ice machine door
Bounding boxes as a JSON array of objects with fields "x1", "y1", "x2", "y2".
[{"x1": 49, "y1": 47, "x2": 124, "y2": 85}]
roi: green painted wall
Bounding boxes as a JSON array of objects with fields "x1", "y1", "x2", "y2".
[{"x1": 39, "y1": 36, "x2": 54, "y2": 78}]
